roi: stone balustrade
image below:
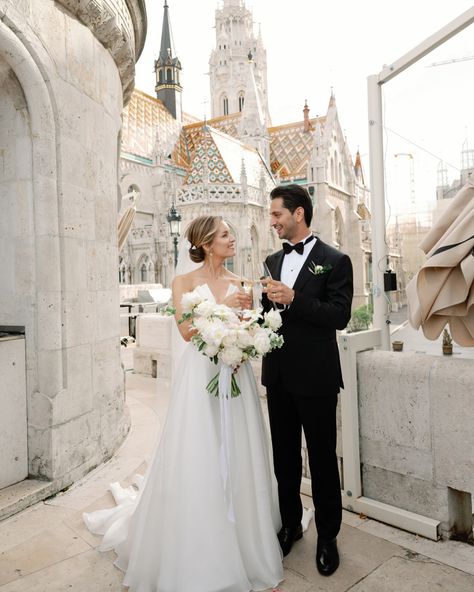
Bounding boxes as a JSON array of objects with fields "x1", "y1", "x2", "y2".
[{"x1": 177, "y1": 184, "x2": 266, "y2": 207}]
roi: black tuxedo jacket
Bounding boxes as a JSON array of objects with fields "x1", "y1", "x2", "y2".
[{"x1": 261, "y1": 238, "x2": 353, "y2": 397}]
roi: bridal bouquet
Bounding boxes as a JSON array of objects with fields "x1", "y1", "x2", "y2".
[{"x1": 180, "y1": 288, "x2": 284, "y2": 397}]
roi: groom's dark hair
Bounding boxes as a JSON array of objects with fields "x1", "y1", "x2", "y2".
[{"x1": 270, "y1": 184, "x2": 313, "y2": 227}]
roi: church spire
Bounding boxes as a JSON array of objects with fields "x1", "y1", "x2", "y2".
[
  {"x1": 154, "y1": 1, "x2": 182, "y2": 120},
  {"x1": 159, "y1": 1, "x2": 172, "y2": 62},
  {"x1": 238, "y1": 53, "x2": 270, "y2": 164}
]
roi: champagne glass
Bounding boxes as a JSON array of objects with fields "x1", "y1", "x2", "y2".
[{"x1": 240, "y1": 278, "x2": 254, "y2": 309}]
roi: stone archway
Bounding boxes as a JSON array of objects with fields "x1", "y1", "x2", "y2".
[{"x1": 0, "y1": 19, "x2": 64, "y2": 481}]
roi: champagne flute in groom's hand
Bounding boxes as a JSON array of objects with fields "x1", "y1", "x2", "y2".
[{"x1": 260, "y1": 262, "x2": 276, "y2": 309}]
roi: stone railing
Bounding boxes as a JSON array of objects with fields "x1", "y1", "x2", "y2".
[
  {"x1": 56, "y1": 0, "x2": 147, "y2": 103},
  {"x1": 130, "y1": 227, "x2": 153, "y2": 241},
  {"x1": 177, "y1": 184, "x2": 266, "y2": 207},
  {"x1": 329, "y1": 185, "x2": 352, "y2": 203}
]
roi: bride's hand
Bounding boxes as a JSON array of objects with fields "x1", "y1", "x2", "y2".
[{"x1": 223, "y1": 290, "x2": 252, "y2": 310}]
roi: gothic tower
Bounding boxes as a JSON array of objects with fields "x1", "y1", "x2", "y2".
[
  {"x1": 209, "y1": 0, "x2": 270, "y2": 123},
  {"x1": 154, "y1": 0, "x2": 182, "y2": 120},
  {"x1": 238, "y1": 52, "x2": 270, "y2": 164}
]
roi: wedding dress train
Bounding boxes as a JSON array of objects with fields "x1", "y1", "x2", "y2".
[{"x1": 84, "y1": 284, "x2": 283, "y2": 592}]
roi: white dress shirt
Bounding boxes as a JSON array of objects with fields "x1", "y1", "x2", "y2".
[{"x1": 281, "y1": 233, "x2": 316, "y2": 288}]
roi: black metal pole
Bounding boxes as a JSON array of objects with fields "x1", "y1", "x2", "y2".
[{"x1": 173, "y1": 236, "x2": 178, "y2": 268}]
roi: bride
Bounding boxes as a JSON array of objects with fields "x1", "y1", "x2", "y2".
[{"x1": 84, "y1": 215, "x2": 283, "y2": 592}]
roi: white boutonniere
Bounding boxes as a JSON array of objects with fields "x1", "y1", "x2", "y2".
[{"x1": 308, "y1": 261, "x2": 332, "y2": 276}]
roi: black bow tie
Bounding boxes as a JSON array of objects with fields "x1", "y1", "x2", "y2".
[{"x1": 282, "y1": 236, "x2": 314, "y2": 255}]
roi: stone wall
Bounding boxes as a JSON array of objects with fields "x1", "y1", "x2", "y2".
[
  {"x1": 0, "y1": 0, "x2": 146, "y2": 493},
  {"x1": 357, "y1": 351, "x2": 474, "y2": 535}
]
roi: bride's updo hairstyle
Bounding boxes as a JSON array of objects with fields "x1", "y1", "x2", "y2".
[{"x1": 186, "y1": 215, "x2": 223, "y2": 263}]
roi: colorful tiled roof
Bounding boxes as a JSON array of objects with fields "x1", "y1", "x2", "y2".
[
  {"x1": 122, "y1": 90, "x2": 326, "y2": 181},
  {"x1": 269, "y1": 117, "x2": 325, "y2": 180},
  {"x1": 185, "y1": 127, "x2": 234, "y2": 185},
  {"x1": 184, "y1": 126, "x2": 272, "y2": 188},
  {"x1": 122, "y1": 90, "x2": 199, "y2": 163}
]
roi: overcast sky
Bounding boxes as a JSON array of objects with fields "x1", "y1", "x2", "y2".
[{"x1": 135, "y1": 1, "x2": 474, "y2": 217}]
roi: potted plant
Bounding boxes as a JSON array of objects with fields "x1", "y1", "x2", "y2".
[
  {"x1": 392, "y1": 340, "x2": 404, "y2": 352},
  {"x1": 442, "y1": 328, "x2": 453, "y2": 355}
]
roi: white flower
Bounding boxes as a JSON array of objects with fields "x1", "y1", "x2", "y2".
[
  {"x1": 264, "y1": 309, "x2": 282, "y2": 331},
  {"x1": 253, "y1": 328, "x2": 271, "y2": 355},
  {"x1": 220, "y1": 345, "x2": 243, "y2": 367},
  {"x1": 193, "y1": 316, "x2": 212, "y2": 333},
  {"x1": 201, "y1": 319, "x2": 228, "y2": 347},
  {"x1": 223, "y1": 330, "x2": 238, "y2": 347},
  {"x1": 212, "y1": 304, "x2": 238, "y2": 322},
  {"x1": 181, "y1": 290, "x2": 204, "y2": 313},
  {"x1": 236, "y1": 329, "x2": 253, "y2": 348},
  {"x1": 204, "y1": 343, "x2": 219, "y2": 357},
  {"x1": 195, "y1": 299, "x2": 216, "y2": 318}
]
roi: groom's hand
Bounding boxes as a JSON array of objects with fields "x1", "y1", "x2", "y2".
[{"x1": 263, "y1": 279, "x2": 295, "y2": 306}]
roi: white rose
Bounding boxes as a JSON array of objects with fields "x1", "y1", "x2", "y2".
[
  {"x1": 264, "y1": 309, "x2": 282, "y2": 331},
  {"x1": 181, "y1": 290, "x2": 203, "y2": 313},
  {"x1": 253, "y1": 329, "x2": 271, "y2": 355},
  {"x1": 220, "y1": 345, "x2": 243, "y2": 367},
  {"x1": 195, "y1": 299, "x2": 216, "y2": 318},
  {"x1": 236, "y1": 329, "x2": 253, "y2": 348}
]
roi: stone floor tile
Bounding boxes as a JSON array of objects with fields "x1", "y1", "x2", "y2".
[
  {"x1": 282, "y1": 521, "x2": 403, "y2": 591},
  {"x1": 357, "y1": 518, "x2": 474, "y2": 576},
  {"x1": 348, "y1": 555, "x2": 474, "y2": 592},
  {"x1": 65, "y1": 494, "x2": 116, "y2": 548},
  {"x1": 0, "y1": 549, "x2": 124, "y2": 592},
  {"x1": 0, "y1": 523, "x2": 89, "y2": 586},
  {"x1": 0, "y1": 503, "x2": 75, "y2": 554}
]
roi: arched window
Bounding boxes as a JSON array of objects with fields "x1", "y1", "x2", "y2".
[
  {"x1": 330, "y1": 157, "x2": 335, "y2": 183},
  {"x1": 334, "y1": 152, "x2": 339, "y2": 185},
  {"x1": 335, "y1": 208, "x2": 344, "y2": 247},
  {"x1": 158, "y1": 69, "x2": 163, "y2": 83},
  {"x1": 166, "y1": 68, "x2": 172, "y2": 82},
  {"x1": 238, "y1": 91, "x2": 245, "y2": 112},
  {"x1": 223, "y1": 96, "x2": 229, "y2": 116},
  {"x1": 338, "y1": 162, "x2": 343, "y2": 187},
  {"x1": 147, "y1": 262, "x2": 154, "y2": 283},
  {"x1": 119, "y1": 258, "x2": 126, "y2": 284},
  {"x1": 140, "y1": 263, "x2": 147, "y2": 283}
]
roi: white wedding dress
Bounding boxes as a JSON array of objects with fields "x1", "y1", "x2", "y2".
[{"x1": 84, "y1": 284, "x2": 283, "y2": 592}]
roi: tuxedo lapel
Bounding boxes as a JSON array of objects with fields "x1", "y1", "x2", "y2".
[
  {"x1": 293, "y1": 239, "x2": 327, "y2": 292},
  {"x1": 269, "y1": 251, "x2": 285, "y2": 281}
]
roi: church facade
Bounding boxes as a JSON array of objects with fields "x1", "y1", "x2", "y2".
[{"x1": 119, "y1": 0, "x2": 372, "y2": 308}]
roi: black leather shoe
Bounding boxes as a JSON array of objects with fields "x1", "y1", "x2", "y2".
[
  {"x1": 316, "y1": 537, "x2": 339, "y2": 576},
  {"x1": 277, "y1": 524, "x2": 303, "y2": 556}
]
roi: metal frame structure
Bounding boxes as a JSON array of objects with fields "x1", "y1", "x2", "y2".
[{"x1": 367, "y1": 7, "x2": 474, "y2": 351}]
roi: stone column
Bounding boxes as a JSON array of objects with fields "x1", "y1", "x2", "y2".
[{"x1": 0, "y1": 0, "x2": 146, "y2": 493}]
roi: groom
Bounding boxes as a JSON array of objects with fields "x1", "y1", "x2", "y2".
[{"x1": 261, "y1": 184, "x2": 353, "y2": 576}]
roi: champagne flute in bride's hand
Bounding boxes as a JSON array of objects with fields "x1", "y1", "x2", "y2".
[{"x1": 239, "y1": 278, "x2": 254, "y2": 311}]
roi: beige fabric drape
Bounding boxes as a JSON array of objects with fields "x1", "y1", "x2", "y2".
[
  {"x1": 118, "y1": 204, "x2": 137, "y2": 251},
  {"x1": 406, "y1": 174, "x2": 474, "y2": 346}
]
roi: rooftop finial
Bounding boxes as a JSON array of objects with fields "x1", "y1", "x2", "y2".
[{"x1": 303, "y1": 100, "x2": 311, "y2": 132}]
